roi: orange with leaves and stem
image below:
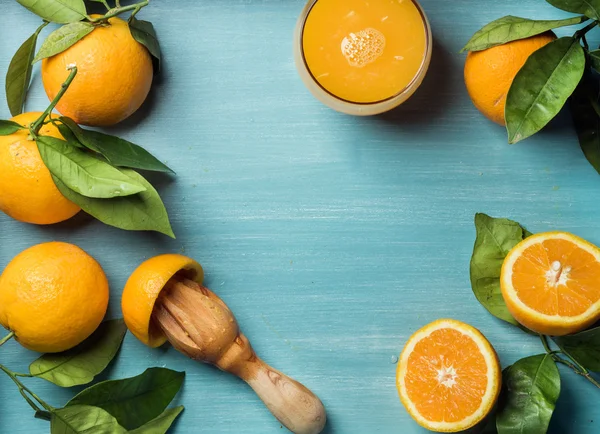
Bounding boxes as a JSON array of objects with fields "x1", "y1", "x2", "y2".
[
  {"x1": 0, "y1": 66, "x2": 174, "y2": 236},
  {"x1": 8, "y1": 0, "x2": 161, "y2": 126}
]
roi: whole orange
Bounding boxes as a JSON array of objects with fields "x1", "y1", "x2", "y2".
[
  {"x1": 464, "y1": 32, "x2": 556, "y2": 125},
  {"x1": 0, "y1": 112, "x2": 80, "y2": 224},
  {"x1": 41, "y1": 16, "x2": 153, "y2": 126},
  {"x1": 0, "y1": 242, "x2": 109, "y2": 353}
]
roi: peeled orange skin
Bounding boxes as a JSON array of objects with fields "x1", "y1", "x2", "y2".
[
  {"x1": 0, "y1": 112, "x2": 80, "y2": 224},
  {"x1": 501, "y1": 231, "x2": 600, "y2": 336},
  {"x1": 41, "y1": 16, "x2": 153, "y2": 126},
  {"x1": 122, "y1": 254, "x2": 204, "y2": 348},
  {"x1": 464, "y1": 32, "x2": 556, "y2": 126},
  {"x1": 396, "y1": 319, "x2": 501, "y2": 432},
  {"x1": 0, "y1": 242, "x2": 109, "y2": 353}
]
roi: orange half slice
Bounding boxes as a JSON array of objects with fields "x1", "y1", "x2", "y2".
[
  {"x1": 501, "y1": 231, "x2": 600, "y2": 336},
  {"x1": 396, "y1": 319, "x2": 501, "y2": 432}
]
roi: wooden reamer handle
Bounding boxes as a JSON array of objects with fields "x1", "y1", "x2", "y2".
[{"x1": 153, "y1": 278, "x2": 327, "y2": 434}]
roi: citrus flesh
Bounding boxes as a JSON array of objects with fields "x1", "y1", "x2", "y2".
[
  {"x1": 397, "y1": 319, "x2": 501, "y2": 432},
  {"x1": 122, "y1": 254, "x2": 204, "y2": 348},
  {"x1": 0, "y1": 242, "x2": 109, "y2": 353},
  {"x1": 41, "y1": 16, "x2": 153, "y2": 126},
  {"x1": 464, "y1": 32, "x2": 556, "y2": 125},
  {"x1": 0, "y1": 112, "x2": 80, "y2": 224},
  {"x1": 501, "y1": 231, "x2": 600, "y2": 336}
]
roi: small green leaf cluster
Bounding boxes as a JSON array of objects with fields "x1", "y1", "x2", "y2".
[
  {"x1": 7, "y1": 0, "x2": 160, "y2": 117},
  {"x1": 470, "y1": 213, "x2": 600, "y2": 434},
  {"x1": 0, "y1": 319, "x2": 185, "y2": 433},
  {"x1": 463, "y1": 1, "x2": 600, "y2": 174}
]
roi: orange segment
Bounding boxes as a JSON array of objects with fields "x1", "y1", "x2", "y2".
[
  {"x1": 122, "y1": 254, "x2": 204, "y2": 348},
  {"x1": 501, "y1": 231, "x2": 600, "y2": 335},
  {"x1": 397, "y1": 319, "x2": 501, "y2": 432}
]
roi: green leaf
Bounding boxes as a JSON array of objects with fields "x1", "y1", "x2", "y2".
[
  {"x1": 554, "y1": 326, "x2": 600, "y2": 371},
  {"x1": 571, "y1": 74, "x2": 600, "y2": 174},
  {"x1": 60, "y1": 117, "x2": 173, "y2": 173},
  {"x1": 506, "y1": 37, "x2": 586, "y2": 144},
  {"x1": 54, "y1": 169, "x2": 176, "y2": 237},
  {"x1": 5, "y1": 23, "x2": 46, "y2": 116},
  {"x1": 496, "y1": 355, "x2": 560, "y2": 434},
  {"x1": 462, "y1": 15, "x2": 586, "y2": 52},
  {"x1": 56, "y1": 120, "x2": 84, "y2": 148},
  {"x1": 589, "y1": 49, "x2": 600, "y2": 73},
  {"x1": 36, "y1": 135, "x2": 146, "y2": 198},
  {"x1": 0, "y1": 120, "x2": 26, "y2": 135},
  {"x1": 30, "y1": 319, "x2": 127, "y2": 387},
  {"x1": 33, "y1": 22, "x2": 95, "y2": 63},
  {"x1": 546, "y1": 0, "x2": 600, "y2": 20},
  {"x1": 470, "y1": 213, "x2": 531, "y2": 327},
  {"x1": 17, "y1": 0, "x2": 87, "y2": 24},
  {"x1": 67, "y1": 367, "x2": 185, "y2": 430},
  {"x1": 129, "y1": 17, "x2": 161, "y2": 73},
  {"x1": 51, "y1": 405, "x2": 125, "y2": 434},
  {"x1": 128, "y1": 406, "x2": 184, "y2": 434}
]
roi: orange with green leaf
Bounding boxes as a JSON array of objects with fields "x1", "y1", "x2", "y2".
[
  {"x1": 9, "y1": 0, "x2": 160, "y2": 126},
  {"x1": 0, "y1": 72, "x2": 175, "y2": 236},
  {"x1": 469, "y1": 213, "x2": 600, "y2": 433},
  {"x1": 2, "y1": 0, "x2": 175, "y2": 237},
  {"x1": 462, "y1": 1, "x2": 600, "y2": 175}
]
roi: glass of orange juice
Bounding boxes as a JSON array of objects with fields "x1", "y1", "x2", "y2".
[{"x1": 294, "y1": 0, "x2": 432, "y2": 116}]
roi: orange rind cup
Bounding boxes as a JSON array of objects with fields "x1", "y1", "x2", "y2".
[{"x1": 122, "y1": 254, "x2": 204, "y2": 347}]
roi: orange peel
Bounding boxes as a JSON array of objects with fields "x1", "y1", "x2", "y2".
[{"x1": 122, "y1": 254, "x2": 204, "y2": 347}]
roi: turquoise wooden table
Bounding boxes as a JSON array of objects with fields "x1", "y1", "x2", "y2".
[{"x1": 1, "y1": 1, "x2": 600, "y2": 433}]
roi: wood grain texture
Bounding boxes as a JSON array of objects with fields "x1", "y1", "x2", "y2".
[{"x1": 1, "y1": 0, "x2": 600, "y2": 433}]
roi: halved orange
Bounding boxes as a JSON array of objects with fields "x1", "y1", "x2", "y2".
[
  {"x1": 501, "y1": 231, "x2": 600, "y2": 336},
  {"x1": 121, "y1": 254, "x2": 204, "y2": 348},
  {"x1": 396, "y1": 319, "x2": 501, "y2": 432}
]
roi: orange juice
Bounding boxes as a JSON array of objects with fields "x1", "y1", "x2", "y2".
[{"x1": 295, "y1": 0, "x2": 431, "y2": 114}]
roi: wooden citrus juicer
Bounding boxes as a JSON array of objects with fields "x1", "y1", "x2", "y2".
[{"x1": 122, "y1": 254, "x2": 326, "y2": 434}]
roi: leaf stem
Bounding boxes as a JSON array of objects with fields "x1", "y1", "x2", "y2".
[
  {"x1": 128, "y1": 5, "x2": 143, "y2": 22},
  {"x1": 582, "y1": 35, "x2": 590, "y2": 50},
  {"x1": 540, "y1": 334, "x2": 552, "y2": 353},
  {"x1": 557, "y1": 356, "x2": 600, "y2": 388},
  {"x1": 34, "y1": 410, "x2": 52, "y2": 421},
  {"x1": 29, "y1": 66, "x2": 78, "y2": 137},
  {"x1": 0, "y1": 364, "x2": 52, "y2": 412},
  {"x1": 540, "y1": 334, "x2": 600, "y2": 389},
  {"x1": 97, "y1": 0, "x2": 111, "y2": 10},
  {"x1": 575, "y1": 21, "x2": 599, "y2": 39},
  {"x1": 34, "y1": 21, "x2": 49, "y2": 37},
  {"x1": 560, "y1": 345, "x2": 589, "y2": 373},
  {"x1": 89, "y1": 0, "x2": 149, "y2": 23},
  {"x1": 0, "y1": 331, "x2": 14, "y2": 347},
  {"x1": 17, "y1": 387, "x2": 43, "y2": 413}
]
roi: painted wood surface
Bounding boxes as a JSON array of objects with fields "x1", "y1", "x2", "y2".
[{"x1": 1, "y1": 1, "x2": 600, "y2": 433}]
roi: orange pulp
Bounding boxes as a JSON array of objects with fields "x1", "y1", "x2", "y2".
[
  {"x1": 301, "y1": 0, "x2": 428, "y2": 104},
  {"x1": 509, "y1": 236, "x2": 600, "y2": 317}
]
